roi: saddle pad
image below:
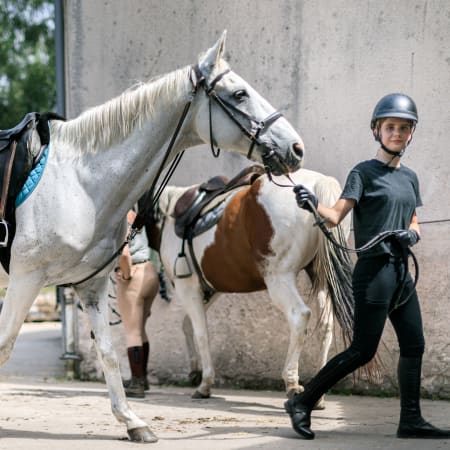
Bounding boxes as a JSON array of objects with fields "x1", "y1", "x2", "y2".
[{"x1": 15, "y1": 144, "x2": 49, "y2": 207}]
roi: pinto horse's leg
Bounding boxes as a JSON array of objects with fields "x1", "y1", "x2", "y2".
[
  {"x1": 308, "y1": 287, "x2": 334, "y2": 410},
  {"x1": 182, "y1": 315, "x2": 202, "y2": 387},
  {"x1": 264, "y1": 272, "x2": 311, "y2": 399},
  {"x1": 0, "y1": 273, "x2": 44, "y2": 367},
  {"x1": 74, "y1": 277, "x2": 157, "y2": 443},
  {"x1": 175, "y1": 279, "x2": 215, "y2": 399}
]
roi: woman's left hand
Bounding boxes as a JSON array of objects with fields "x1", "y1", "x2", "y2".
[{"x1": 395, "y1": 230, "x2": 420, "y2": 248}]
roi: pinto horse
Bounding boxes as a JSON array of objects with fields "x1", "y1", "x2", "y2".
[
  {"x1": 0, "y1": 32, "x2": 304, "y2": 443},
  {"x1": 146, "y1": 167, "x2": 354, "y2": 405}
]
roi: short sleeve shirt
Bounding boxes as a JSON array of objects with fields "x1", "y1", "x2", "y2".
[
  {"x1": 340, "y1": 159, "x2": 422, "y2": 258},
  {"x1": 128, "y1": 226, "x2": 151, "y2": 264}
]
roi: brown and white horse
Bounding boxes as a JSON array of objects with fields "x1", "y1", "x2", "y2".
[{"x1": 146, "y1": 167, "x2": 354, "y2": 404}]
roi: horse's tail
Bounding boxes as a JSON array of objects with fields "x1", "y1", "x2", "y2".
[
  {"x1": 311, "y1": 176, "x2": 384, "y2": 380},
  {"x1": 311, "y1": 175, "x2": 354, "y2": 345}
]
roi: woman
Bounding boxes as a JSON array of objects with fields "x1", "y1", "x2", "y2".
[
  {"x1": 285, "y1": 93, "x2": 450, "y2": 440},
  {"x1": 115, "y1": 209, "x2": 159, "y2": 398}
]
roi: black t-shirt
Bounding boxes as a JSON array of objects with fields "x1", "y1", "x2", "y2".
[{"x1": 341, "y1": 159, "x2": 422, "y2": 258}]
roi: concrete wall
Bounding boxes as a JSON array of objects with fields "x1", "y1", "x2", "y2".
[{"x1": 64, "y1": 0, "x2": 450, "y2": 397}]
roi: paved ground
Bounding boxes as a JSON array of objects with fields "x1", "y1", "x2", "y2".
[{"x1": 0, "y1": 322, "x2": 449, "y2": 450}]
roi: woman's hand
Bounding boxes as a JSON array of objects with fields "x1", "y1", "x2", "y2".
[
  {"x1": 395, "y1": 230, "x2": 420, "y2": 248},
  {"x1": 293, "y1": 184, "x2": 318, "y2": 212}
]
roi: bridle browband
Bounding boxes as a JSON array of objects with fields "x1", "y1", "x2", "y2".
[{"x1": 67, "y1": 63, "x2": 287, "y2": 287}]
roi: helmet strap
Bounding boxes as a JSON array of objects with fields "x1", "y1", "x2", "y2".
[{"x1": 381, "y1": 142, "x2": 405, "y2": 157}]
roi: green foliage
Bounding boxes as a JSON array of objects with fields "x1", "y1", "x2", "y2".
[{"x1": 0, "y1": 0, "x2": 55, "y2": 129}]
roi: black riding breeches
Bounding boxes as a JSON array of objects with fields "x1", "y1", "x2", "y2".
[{"x1": 301, "y1": 253, "x2": 425, "y2": 408}]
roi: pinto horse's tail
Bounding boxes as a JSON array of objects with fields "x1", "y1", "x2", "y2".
[{"x1": 311, "y1": 176, "x2": 384, "y2": 380}]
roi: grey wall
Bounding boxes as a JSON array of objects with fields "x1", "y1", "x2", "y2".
[{"x1": 64, "y1": 0, "x2": 450, "y2": 397}]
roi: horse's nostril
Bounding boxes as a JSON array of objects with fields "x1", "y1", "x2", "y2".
[{"x1": 293, "y1": 143, "x2": 304, "y2": 159}]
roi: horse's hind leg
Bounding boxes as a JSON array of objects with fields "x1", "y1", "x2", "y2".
[
  {"x1": 176, "y1": 280, "x2": 214, "y2": 399},
  {"x1": 182, "y1": 314, "x2": 202, "y2": 387},
  {"x1": 265, "y1": 272, "x2": 311, "y2": 398},
  {"x1": 0, "y1": 273, "x2": 44, "y2": 367},
  {"x1": 75, "y1": 277, "x2": 157, "y2": 443}
]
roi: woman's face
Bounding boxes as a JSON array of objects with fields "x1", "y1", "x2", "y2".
[{"x1": 378, "y1": 118, "x2": 414, "y2": 152}]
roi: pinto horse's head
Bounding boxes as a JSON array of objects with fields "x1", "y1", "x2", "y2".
[{"x1": 193, "y1": 31, "x2": 304, "y2": 176}]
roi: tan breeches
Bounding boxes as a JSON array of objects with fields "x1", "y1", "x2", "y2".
[{"x1": 116, "y1": 261, "x2": 159, "y2": 347}]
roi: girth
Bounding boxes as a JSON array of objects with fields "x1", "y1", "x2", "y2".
[{"x1": 0, "y1": 111, "x2": 65, "y2": 272}]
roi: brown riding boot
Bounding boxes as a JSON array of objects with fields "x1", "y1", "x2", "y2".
[{"x1": 125, "y1": 346, "x2": 146, "y2": 398}]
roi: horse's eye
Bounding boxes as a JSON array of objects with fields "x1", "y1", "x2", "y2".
[{"x1": 233, "y1": 90, "x2": 248, "y2": 101}]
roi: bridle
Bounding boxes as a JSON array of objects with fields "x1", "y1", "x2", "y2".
[
  {"x1": 190, "y1": 65, "x2": 286, "y2": 174},
  {"x1": 66, "y1": 63, "x2": 287, "y2": 287},
  {"x1": 191, "y1": 65, "x2": 289, "y2": 175}
]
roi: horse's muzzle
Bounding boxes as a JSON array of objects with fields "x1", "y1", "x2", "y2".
[{"x1": 262, "y1": 142, "x2": 303, "y2": 176}]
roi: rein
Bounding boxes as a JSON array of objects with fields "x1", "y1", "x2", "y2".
[
  {"x1": 68, "y1": 64, "x2": 285, "y2": 287},
  {"x1": 270, "y1": 174, "x2": 419, "y2": 312}
]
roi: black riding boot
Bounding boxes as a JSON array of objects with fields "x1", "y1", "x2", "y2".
[
  {"x1": 125, "y1": 346, "x2": 146, "y2": 398},
  {"x1": 397, "y1": 355, "x2": 450, "y2": 439},
  {"x1": 142, "y1": 341, "x2": 150, "y2": 391},
  {"x1": 285, "y1": 346, "x2": 364, "y2": 440}
]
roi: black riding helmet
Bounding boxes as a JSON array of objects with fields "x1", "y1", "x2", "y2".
[
  {"x1": 371, "y1": 93, "x2": 418, "y2": 156},
  {"x1": 371, "y1": 93, "x2": 418, "y2": 129}
]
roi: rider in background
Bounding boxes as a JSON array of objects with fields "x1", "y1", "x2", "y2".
[
  {"x1": 285, "y1": 93, "x2": 450, "y2": 440},
  {"x1": 115, "y1": 208, "x2": 159, "y2": 398}
]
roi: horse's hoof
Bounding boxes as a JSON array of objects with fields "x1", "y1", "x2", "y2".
[
  {"x1": 188, "y1": 370, "x2": 202, "y2": 387},
  {"x1": 286, "y1": 386, "x2": 304, "y2": 399},
  {"x1": 127, "y1": 426, "x2": 158, "y2": 443},
  {"x1": 313, "y1": 397, "x2": 326, "y2": 410},
  {"x1": 192, "y1": 390, "x2": 210, "y2": 399}
]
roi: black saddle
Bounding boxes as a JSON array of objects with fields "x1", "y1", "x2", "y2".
[{"x1": 0, "y1": 111, "x2": 65, "y2": 272}]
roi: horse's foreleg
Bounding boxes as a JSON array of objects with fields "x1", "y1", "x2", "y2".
[
  {"x1": 75, "y1": 278, "x2": 157, "y2": 443},
  {"x1": 0, "y1": 273, "x2": 44, "y2": 367},
  {"x1": 176, "y1": 280, "x2": 214, "y2": 399},
  {"x1": 182, "y1": 314, "x2": 202, "y2": 386},
  {"x1": 265, "y1": 273, "x2": 311, "y2": 398}
]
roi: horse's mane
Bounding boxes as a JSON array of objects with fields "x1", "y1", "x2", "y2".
[{"x1": 50, "y1": 65, "x2": 192, "y2": 152}]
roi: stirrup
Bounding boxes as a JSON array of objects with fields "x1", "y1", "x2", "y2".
[
  {"x1": 0, "y1": 219, "x2": 9, "y2": 247},
  {"x1": 173, "y1": 253, "x2": 193, "y2": 278}
]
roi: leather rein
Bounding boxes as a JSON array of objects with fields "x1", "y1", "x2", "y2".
[{"x1": 68, "y1": 64, "x2": 284, "y2": 286}]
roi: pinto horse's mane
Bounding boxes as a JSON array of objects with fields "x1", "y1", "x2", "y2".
[{"x1": 50, "y1": 65, "x2": 193, "y2": 153}]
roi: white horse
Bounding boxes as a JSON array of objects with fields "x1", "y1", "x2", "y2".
[
  {"x1": 0, "y1": 32, "x2": 304, "y2": 443},
  {"x1": 146, "y1": 168, "x2": 353, "y2": 406}
]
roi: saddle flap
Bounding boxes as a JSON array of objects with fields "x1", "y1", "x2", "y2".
[{"x1": 173, "y1": 185, "x2": 200, "y2": 219}]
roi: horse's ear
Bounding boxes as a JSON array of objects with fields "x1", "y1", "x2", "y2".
[{"x1": 199, "y1": 30, "x2": 227, "y2": 74}]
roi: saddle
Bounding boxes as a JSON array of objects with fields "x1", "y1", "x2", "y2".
[
  {"x1": 0, "y1": 111, "x2": 65, "y2": 272},
  {"x1": 173, "y1": 164, "x2": 266, "y2": 239}
]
